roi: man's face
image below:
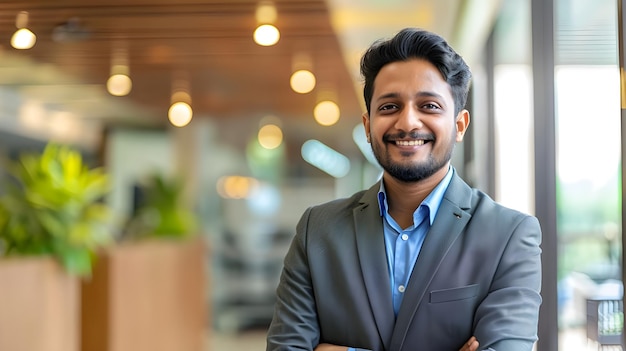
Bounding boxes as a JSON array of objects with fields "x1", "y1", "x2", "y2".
[{"x1": 363, "y1": 59, "x2": 469, "y2": 183}]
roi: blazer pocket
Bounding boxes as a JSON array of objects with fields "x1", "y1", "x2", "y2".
[{"x1": 430, "y1": 284, "x2": 479, "y2": 303}]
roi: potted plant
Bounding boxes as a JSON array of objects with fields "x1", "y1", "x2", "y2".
[
  {"x1": 122, "y1": 172, "x2": 198, "y2": 240},
  {"x1": 81, "y1": 172, "x2": 207, "y2": 351},
  {"x1": 0, "y1": 143, "x2": 114, "y2": 351}
]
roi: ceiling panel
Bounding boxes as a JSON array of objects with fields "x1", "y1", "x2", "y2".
[{"x1": 0, "y1": 0, "x2": 363, "y2": 164}]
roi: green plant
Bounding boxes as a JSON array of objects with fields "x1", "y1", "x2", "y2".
[
  {"x1": 0, "y1": 143, "x2": 113, "y2": 277},
  {"x1": 124, "y1": 173, "x2": 197, "y2": 240}
]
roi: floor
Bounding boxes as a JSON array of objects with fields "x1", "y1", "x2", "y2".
[{"x1": 211, "y1": 328, "x2": 267, "y2": 350}]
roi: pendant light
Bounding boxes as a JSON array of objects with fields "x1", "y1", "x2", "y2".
[
  {"x1": 253, "y1": 1, "x2": 280, "y2": 46},
  {"x1": 11, "y1": 11, "x2": 36, "y2": 50},
  {"x1": 314, "y1": 88, "x2": 340, "y2": 126},
  {"x1": 290, "y1": 52, "x2": 316, "y2": 94},
  {"x1": 106, "y1": 44, "x2": 132, "y2": 96},
  {"x1": 168, "y1": 72, "x2": 193, "y2": 127}
]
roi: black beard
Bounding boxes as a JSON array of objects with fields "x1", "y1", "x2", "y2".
[
  {"x1": 384, "y1": 155, "x2": 443, "y2": 182},
  {"x1": 371, "y1": 135, "x2": 454, "y2": 183}
]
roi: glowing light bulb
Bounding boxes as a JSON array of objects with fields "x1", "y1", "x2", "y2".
[
  {"x1": 168, "y1": 101, "x2": 193, "y2": 127},
  {"x1": 314, "y1": 100, "x2": 340, "y2": 126},
  {"x1": 107, "y1": 74, "x2": 132, "y2": 96},
  {"x1": 254, "y1": 24, "x2": 280, "y2": 46},
  {"x1": 290, "y1": 70, "x2": 316, "y2": 94},
  {"x1": 258, "y1": 124, "x2": 283, "y2": 149},
  {"x1": 11, "y1": 28, "x2": 36, "y2": 49}
]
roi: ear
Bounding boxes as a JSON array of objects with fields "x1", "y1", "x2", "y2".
[
  {"x1": 455, "y1": 109, "x2": 470, "y2": 142},
  {"x1": 362, "y1": 112, "x2": 371, "y2": 143}
]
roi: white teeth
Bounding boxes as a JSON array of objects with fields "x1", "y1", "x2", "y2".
[{"x1": 396, "y1": 140, "x2": 425, "y2": 146}]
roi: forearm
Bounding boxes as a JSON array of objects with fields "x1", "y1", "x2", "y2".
[
  {"x1": 473, "y1": 216, "x2": 542, "y2": 349},
  {"x1": 313, "y1": 346, "x2": 372, "y2": 351},
  {"x1": 316, "y1": 336, "x2": 480, "y2": 351},
  {"x1": 314, "y1": 345, "x2": 350, "y2": 351}
]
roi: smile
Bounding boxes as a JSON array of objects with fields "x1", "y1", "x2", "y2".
[{"x1": 395, "y1": 140, "x2": 426, "y2": 146}]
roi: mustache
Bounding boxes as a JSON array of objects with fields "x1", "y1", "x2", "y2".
[{"x1": 382, "y1": 131, "x2": 435, "y2": 142}]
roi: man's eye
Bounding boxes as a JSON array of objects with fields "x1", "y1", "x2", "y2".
[
  {"x1": 422, "y1": 103, "x2": 441, "y2": 110},
  {"x1": 379, "y1": 104, "x2": 398, "y2": 111}
]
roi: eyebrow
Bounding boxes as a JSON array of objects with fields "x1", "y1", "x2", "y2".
[{"x1": 374, "y1": 91, "x2": 446, "y2": 102}]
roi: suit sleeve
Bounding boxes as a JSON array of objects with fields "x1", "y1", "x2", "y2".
[
  {"x1": 266, "y1": 207, "x2": 320, "y2": 351},
  {"x1": 473, "y1": 215, "x2": 543, "y2": 350}
]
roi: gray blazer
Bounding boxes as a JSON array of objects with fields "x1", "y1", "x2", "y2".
[{"x1": 267, "y1": 173, "x2": 542, "y2": 351}]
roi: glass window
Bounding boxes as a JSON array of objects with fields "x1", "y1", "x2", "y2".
[
  {"x1": 554, "y1": 0, "x2": 622, "y2": 347},
  {"x1": 492, "y1": 0, "x2": 534, "y2": 214}
]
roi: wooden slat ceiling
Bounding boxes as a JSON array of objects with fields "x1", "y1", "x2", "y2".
[{"x1": 0, "y1": 0, "x2": 364, "y2": 161}]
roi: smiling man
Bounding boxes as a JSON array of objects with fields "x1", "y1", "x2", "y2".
[{"x1": 266, "y1": 28, "x2": 542, "y2": 351}]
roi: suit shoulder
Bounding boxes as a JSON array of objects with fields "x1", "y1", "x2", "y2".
[
  {"x1": 295, "y1": 190, "x2": 369, "y2": 241},
  {"x1": 469, "y1": 187, "x2": 539, "y2": 225},
  {"x1": 307, "y1": 190, "x2": 367, "y2": 216}
]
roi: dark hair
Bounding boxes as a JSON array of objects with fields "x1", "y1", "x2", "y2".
[{"x1": 360, "y1": 28, "x2": 472, "y2": 116}]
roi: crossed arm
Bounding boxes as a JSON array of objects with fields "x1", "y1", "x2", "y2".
[{"x1": 314, "y1": 336, "x2": 479, "y2": 351}]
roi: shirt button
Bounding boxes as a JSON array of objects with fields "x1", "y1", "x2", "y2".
[
  {"x1": 401, "y1": 234, "x2": 409, "y2": 241},
  {"x1": 398, "y1": 285, "x2": 406, "y2": 293}
]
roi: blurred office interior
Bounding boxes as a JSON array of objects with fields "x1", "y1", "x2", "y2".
[{"x1": 0, "y1": 0, "x2": 623, "y2": 350}]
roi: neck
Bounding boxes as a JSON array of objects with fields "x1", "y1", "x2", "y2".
[{"x1": 383, "y1": 165, "x2": 449, "y2": 228}]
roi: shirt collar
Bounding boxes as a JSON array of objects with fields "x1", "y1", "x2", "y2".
[{"x1": 377, "y1": 167, "x2": 454, "y2": 225}]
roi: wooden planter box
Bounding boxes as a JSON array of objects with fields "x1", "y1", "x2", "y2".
[
  {"x1": 81, "y1": 237, "x2": 208, "y2": 351},
  {"x1": 0, "y1": 256, "x2": 80, "y2": 351}
]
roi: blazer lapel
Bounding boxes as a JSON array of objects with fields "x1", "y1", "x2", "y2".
[
  {"x1": 354, "y1": 183, "x2": 395, "y2": 350},
  {"x1": 389, "y1": 173, "x2": 473, "y2": 350}
]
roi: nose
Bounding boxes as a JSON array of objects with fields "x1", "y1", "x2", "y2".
[{"x1": 394, "y1": 106, "x2": 424, "y2": 132}]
